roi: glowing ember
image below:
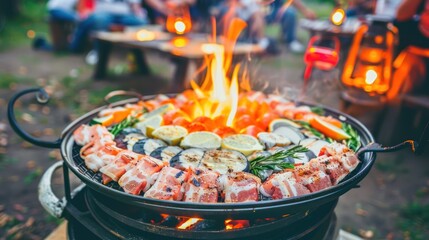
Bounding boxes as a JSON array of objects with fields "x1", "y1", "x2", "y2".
[
  {"x1": 225, "y1": 219, "x2": 250, "y2": 230},
  {"x1": 365, "y1": 69, "x2": 377, "y2": 85},
  {"x1": 177, "y1": 218, "x2": 202, "y2": 229}
]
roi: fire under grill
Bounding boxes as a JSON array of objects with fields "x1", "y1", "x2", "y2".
[{"x1": 64, "y1": 186, "x2": 338, "y2": 240}]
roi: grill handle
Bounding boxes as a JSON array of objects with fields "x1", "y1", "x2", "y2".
[
  {"x1": 357, "y1": 121, "x2": 429, "y2": 156},
  {"x1": 38, "y1": 161, "x2": 66, "y2": 218},
  {"x1": 39, "y1": 161, "x2": 85, "y2": 218},
  {"x1": 104, "y1": 90, "x2": 143, "y2": 106},
  {"x1": 7, "y1": 88, "x2": 62, "y2": 148}
]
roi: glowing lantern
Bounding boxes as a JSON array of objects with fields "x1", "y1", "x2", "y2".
[
  {"x1": 166, "y1": 6, "x2": 192, "y2": 35},
  {"x1": 330, "y1": 8, "x2": 346, "y2": 26},
  {"x1": 341, "y1": 16, "x2": 397, "y2": 97}
]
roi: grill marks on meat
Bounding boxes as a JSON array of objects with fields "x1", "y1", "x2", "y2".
[
  {"x1": 144, "y1": 167, "x2": 190, "y2": 201},
  {"x1": 261, "y1": 143, "x2": 359, "y2": 199},
  {"x1": 182, "y1": 169, "x2": 219, "y2": 203},
  {"x1": 118, "y1": 155, "x2": 165, "y2": 195},
  {"x1": 217, "y1": 172, "x2": 261, "y2": 203}
]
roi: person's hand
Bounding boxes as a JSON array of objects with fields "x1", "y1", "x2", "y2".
[{"x1": 303, "y1": 8, "x2": 316, "y2": 20}]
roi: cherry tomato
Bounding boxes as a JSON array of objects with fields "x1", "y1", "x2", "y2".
[
  {"x1": 213, "y1": 115, "x2": 227, "y2": 126},
  {"x1": 234, "y1": 114, "x2": 255, "y2": 131},
  {"x1": 193, "y1": 116, "x2": 216, "y2": 131},
  {"x1": 213, "y1": 126, "x2": 237, "y2": 138},
  {"x1": 172, "y1": 117, "x2": 190, "y2": 128},
  {"x1": 163, "y1": 109, "x2": 188, "y2": 125},
  {"x1": 187, "y1": 122, "x2": 207, "y2": 133},
  {"x1": 257, "y1": 112, "x2": 279, "y2": 130},
  {"x1": 240, "y1": 125, "x2": 264, "y2": 137}
]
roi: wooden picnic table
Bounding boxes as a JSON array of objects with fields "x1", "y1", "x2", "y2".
[{"x1": 93, "y1": 26, "x2": 264, "y2": 92}]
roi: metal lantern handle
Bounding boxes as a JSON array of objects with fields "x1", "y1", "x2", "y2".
[{"x1": 7, "y1": 88, "x2": 62, "y2": 148}]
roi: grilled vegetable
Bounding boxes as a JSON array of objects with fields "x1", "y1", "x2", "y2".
[
  {"x1": 114, "y1": 128, "x2": 146, "y2": 150},
  {"x1": 200, "y1": 149, "x2": 249, "y2": 174},
  {"x1": 273, "y1": 126, "x2": 305, "y2": 145},
  {"x1": 132, "y1": 138, "x2": 167, "y2": 155},
  {"x1": 150, "y1": 146, "x2": 182, "y2": 163},
  {"x1": 110, "y1": 116, "x2": 138, "y2": 136},
  {"x1": 342, "y1": 123, "x2": 361, "y2": 152},
  {"x1": 248, "y1": 151, "x2": 271, "y2": 162},
  {"x1": 170, "y1": 148, "x2": 205, "y2": 170},
  {"x1": 257, "y1": 132, "x2": 291, "y2": 149}
]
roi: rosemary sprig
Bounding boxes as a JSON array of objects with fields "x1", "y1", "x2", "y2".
[
  {"x1": 109, "y1": 116, "x2": 138, "y2": 136},
  {"x1": 342, "y1": 123, "x2": 361, "y2": 152},
  {"x1": 250, "y1": 145, "x2": 309, "y2": 179}
]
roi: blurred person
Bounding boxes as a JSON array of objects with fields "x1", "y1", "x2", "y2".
[
  {"x1": 33, "y1": 0, "x2": 80, "y2": 51},
  {"x1": 266, "y1": 0, "x2": 316, "y2": 53},
  {"x1": 387, "y1": 0, "x2": 429, "y2": 99},
  {"x1": 345, "y1": 0, "x2": 375, "y2": 17},
  {"x1": 144, "y1": 0, "x2": 196, "y2": 24},
  {"x1": 217, "y1": 0, "x2": 280, "y2": 54},
  {"x1": 48, "y1": 0, "x2": 79, "y2": 22},
  {"x1": 70, "y1": 0, "x2": 148, "y2": 55}
]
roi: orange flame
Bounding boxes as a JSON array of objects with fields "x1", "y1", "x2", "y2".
[
  {"x1": 225, "y1": 219, "x2": 250, "y2": 230},
  {"x1": 188, "y1": 18, "x2": 247, "y2": 127},
  {"x1": 177, "y1": 218, "x2": 202, "y2": 230}
]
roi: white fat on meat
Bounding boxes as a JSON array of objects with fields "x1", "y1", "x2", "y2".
[
  {"x1": 260, "y1": 171, "x2": 310, "y2": 198},
  {"x1": 217, "y1": 172, "x2": 261, "y2": 203}
]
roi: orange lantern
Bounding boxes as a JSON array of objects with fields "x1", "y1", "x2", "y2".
[
  {"x1": 166, "y1": 6, "x2": 192, "y2": 35},
  {"x1": 341, "y1": 16, "x2": 397, "y2": 96}
]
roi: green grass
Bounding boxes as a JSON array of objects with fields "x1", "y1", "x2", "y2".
[
  {"x1": 0, "y1": 72, "x2": 31, "y2": 88},
  {"x1": 397, "y1": 202, "x2": 429, "y2": 240},
  {"x1": 375, "y1": 157, "x2": 407, "y2": 174},
  {"x1": 0, "y1": 0, "x2": 49, "y2": 51}
]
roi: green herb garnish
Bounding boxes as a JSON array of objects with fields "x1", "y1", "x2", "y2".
[
  {"x1": 342, "y1": 123, "x2": 361, "y2": 152},
  {"x1": 109, "y1": 116, "x2": 138, "y2": 136},
  {"x1": 310, "y1": 106, "x2": 325, "y2": 116},
  {"x1": 250, "y1": 145, "x2": 309, "y2": 179}
]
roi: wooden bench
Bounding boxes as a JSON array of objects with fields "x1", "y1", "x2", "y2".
[{"x1": 93, "y1": 27, "x2": 264, "y2": 92}]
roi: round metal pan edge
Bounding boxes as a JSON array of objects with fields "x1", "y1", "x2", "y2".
[{"x1": 59, "y1": 96, "x2": 376, "y2": 218}]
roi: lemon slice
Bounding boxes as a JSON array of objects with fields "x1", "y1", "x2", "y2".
[
  {"x1": 152, "y1": 125, "x2": 188, "y2": 146},
  {"x1": 221, "y1": 134, "x2": 263, "y2": 156},
  {"x1": 91, "y1": 115, "x2": 114, "y2": 127},
  {"x1": 135, "y1": 115, "x2": 163, "y2": 137},
  {"x1": 139, "y1": 103, "x2": 175, "y2": 121},
  {"x1": 309, "y1": 117, "x2": 350, "y2": 141},
  {"x1": 268, "y1": 118, "x2": 302, "y2": 132},
  {"x1": 180, "y1": 131, "x2": 222, "y2": 149}
]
